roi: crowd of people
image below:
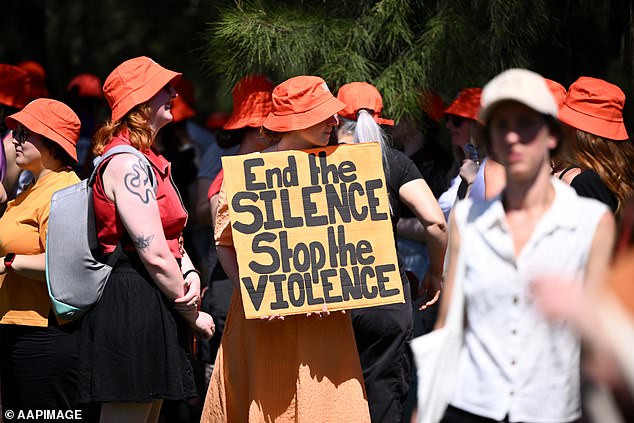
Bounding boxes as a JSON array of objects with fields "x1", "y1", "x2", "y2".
[{"x1": 0, "y1": 55, "x2": 633, "y2": 423}]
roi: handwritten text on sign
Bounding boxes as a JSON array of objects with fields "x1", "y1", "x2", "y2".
[{"x1": 222, "y1": 143, "x2": 403, "y2": 319}]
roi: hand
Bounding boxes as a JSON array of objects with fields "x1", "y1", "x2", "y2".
[
  {"x1": 306, "y1": 304, "x2": 331, "y2": 319},
  {"x1": 419, "y1": 273, "x2": 442, "y2": 310},
  {"x1": 174, "y1": 271, "x2": 201, "y2": 312},
  {"x1": 260, "y1": 314, "x2": 285, "y2": 322},
  {"x1": 192, "y1": 311, "x2": 215, "y2": 340},
  {"x1": 531, "y1": 276, "x2": 582, "y2": 322},
  {"x1": 459, "y1": 159, "x2": 479, "y2": 186}
]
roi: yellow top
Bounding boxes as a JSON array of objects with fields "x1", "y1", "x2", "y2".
[{"x1": 0, "y1": 168, "x2": 80, "y2": 327}]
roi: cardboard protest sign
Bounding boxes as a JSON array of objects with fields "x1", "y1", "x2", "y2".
[{"x1": 222, "y1": 142, "x2": 403, "y2": 319}]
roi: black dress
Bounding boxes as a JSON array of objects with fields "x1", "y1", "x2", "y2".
[
  {"x1": 351, "y1": 147, "x2": 422, "y2": 422},
  {"x1": 77, "y1": 253, "x2": 196, "y2": 403}
]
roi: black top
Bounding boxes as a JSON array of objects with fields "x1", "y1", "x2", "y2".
[
  {"x1": 384, "y1": 146, "x2": 424, "y2": 229},
  {"x1": 570, "y1": 169, "x2": 618, "y2": 213}
]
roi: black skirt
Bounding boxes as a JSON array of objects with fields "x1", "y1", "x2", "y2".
[{"x1": 77, "y1": 253, "x2": 196, "y2": 403}]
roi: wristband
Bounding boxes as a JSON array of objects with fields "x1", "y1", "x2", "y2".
[
  {"x1": 183, "y1": 269, "x2": 201, "y2": 280},
  {"x1": 4, "y1": 253, "x2": 16, "y2": 273}
]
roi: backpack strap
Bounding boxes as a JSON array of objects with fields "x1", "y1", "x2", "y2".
[{"x1": 89, "y1": 145, "x2": 157, "y2": 193}]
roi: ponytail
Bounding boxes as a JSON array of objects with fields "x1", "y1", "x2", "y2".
[{"x1": 352, "y1": 109, "x2": 390, "y2": 179}]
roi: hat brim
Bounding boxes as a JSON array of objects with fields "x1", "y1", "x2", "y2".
[
  {"x1": 263, "y1": 96, "x2": 346, "y2": 132},
  {"x1": 111, "y1": 69, "x2": 181, "y2": 121},
  {"x1": 6, "y1": 110, "x2": 78, "y2": 162},
  {"x1": 559, "y1": 103, "x2": 628, "y2": 141},
  {"x1": 375, "y1": 117, "x2": 394, "y2": 126}
]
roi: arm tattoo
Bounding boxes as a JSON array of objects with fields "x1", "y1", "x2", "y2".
[
  {"x1": 134, "y1": 233, "x2": 155, "y2": 252},
  {"x1": 124, "y1": 159, "x2": 155, "y2": 204}
]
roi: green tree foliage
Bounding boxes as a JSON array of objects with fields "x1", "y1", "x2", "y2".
[{"x1": 202, "y1": 0, "x2": 634, "y2": 121}]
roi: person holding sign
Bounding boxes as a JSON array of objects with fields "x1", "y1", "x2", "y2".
[
  {"x1": 76, "y1": 57, "x2": 214, "y2": 423},
  {"x1": 336, "y1": 82, "x2": 448, "y2": 422},
  {"x1": 201, "y1": 76, "x2": 371, "y2": 422},
  {"x1": 434, "y1": 69, "x2": 614, "y2": 422}
]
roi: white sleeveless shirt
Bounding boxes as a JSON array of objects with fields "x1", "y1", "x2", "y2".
[{"x1": 450, "y1": 179, "x2": 608, "y2": 422}]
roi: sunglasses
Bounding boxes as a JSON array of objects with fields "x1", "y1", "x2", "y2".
[
  {"x1": 14, "y1": 126, "x2": 30, "y2": 143},
  {"x1": 445, "y1": 115, "x2": 466, "y2": 127}
]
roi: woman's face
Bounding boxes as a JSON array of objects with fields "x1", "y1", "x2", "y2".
[
  {"x1": 294, "y1": 115, "x2": 338, "y2": 149},
  {"x1": 445, "y1": 114, "x2": 475, "y2": 149},
  {"x1": 12, "y1": 124, "x2": 48, "y2": 172},
  {"x1": 148, "y1": 84, "x2": 177, "y2": 133},
  {"x1": 489, "y1": 101, "x2": 556, "y2": 181}
]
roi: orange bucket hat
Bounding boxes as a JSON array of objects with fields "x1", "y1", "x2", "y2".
[
  {"x1": 559, "y1": 76, "x2": 628, "y2": 141},
  {"x1": 103, "y1": 56, "x2": 181, "y2": 122},
  {"x1": 544, "y1": 79, "x2": 566, "y2": 109},
  {"x1": 0, "y1": 64, "x2": 31, "y2": 109},
  {"x1": 223, "y1": 75, "x2": 274, "y2": 130},
  {"x1": 444, "y1": 88, "x2": 482, "y2": 121},
  {"x1": 263, "y1": 76, "x2": 346, "y2": 132},
  {"x1": 5, "y1": 98, "x2": 80, "y2": 162},
  {"x1": 336, "y1": 82, "x2": 394, "y2": 126},
  {"x1": 171, "y1": 77, "x2": 196, "y2": 123},
  {"x1": 67, "y1": 73, "x2": 103, "y2": 99}
]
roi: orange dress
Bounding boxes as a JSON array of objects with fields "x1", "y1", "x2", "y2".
[{"x1": 201, "y1": 185, "x2": 370, "y2": 423}]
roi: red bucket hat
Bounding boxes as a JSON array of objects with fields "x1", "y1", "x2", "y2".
[
  {"x1": 263, "y1": 76, "x2": 346, "y2": 132},
  {"x1": 17, "y1": 60, "x2": 49, "y2": 100},
  {"x1": 545, "y1": 79, "x2": 566, "y2": 109},
  {"x1": 336, "y1": 82, "x2": 394, "y2": 126},
  {"x1": 223, "y1": 75, "x2": 274, "y2": 130},
  {"x1": 421, "y1": 91, "x2": 445, "y2": 123},
  {"x1": 205, "y1": 112, "x2": 230, "y2": 131},
  {"x1": 559, "y1": 76, "x2": 628, "y2": 141},
  {"x1": 0, "y1": 65, "x2": 31, "y2": 109},
  {"x1": 444, "y1": 88, "x2": 482, "y2": 121},
  {"x1": 103, "y1": 56, "x2": 181, "y2": 122},
  {"x1": 171, "y1": 78, "x2": 196, "y2": 123},
  {"x1": 67, "y1": 73, "x2": 103, "y2": 99},
  {"x1": 5, "y1": 98, "x2": 80, "y2": 162}
]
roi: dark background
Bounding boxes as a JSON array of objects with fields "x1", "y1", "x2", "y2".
[{"x1": 3, "y1": 0, "x2": 634, "y2": 129}]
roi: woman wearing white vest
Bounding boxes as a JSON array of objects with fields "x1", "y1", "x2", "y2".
[{"x1": 435, "y1": 69, "x2": 615, "y2": 423}]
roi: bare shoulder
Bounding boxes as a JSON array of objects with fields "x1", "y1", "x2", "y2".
[{"x1": 101, "y1": 153, "x2": 155, "y2": 204}]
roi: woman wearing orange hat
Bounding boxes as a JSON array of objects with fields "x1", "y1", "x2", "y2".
[
  {"x1": 443, "y1": 88, "x2": 506, "y2": 203},
  {"x1": 76, "y1": 56, "x2": 214, "y2": 423},
  {"x1": 557, "y1": 76, "x2": 634, "y2": 217},
  {"x1": 201, "y1": 75, "x2": 371, "y2": 422},
  {"x1": 335, "y1": 81, "x2": 447, "y2": 422},
  {"x1": 0, "y1": 99, "x2": 87, "y2": 413},
  {"x1": 434, "y1": 69, "x2": 613, "y2": 423}
]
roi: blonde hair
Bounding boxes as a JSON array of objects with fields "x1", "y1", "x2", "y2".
[
  {"x1": 92, "y1": 103, "x2": 153, "y2": 156},
  {"x1": 573, "y1": 130, "x2": 634, "y2": 216}
]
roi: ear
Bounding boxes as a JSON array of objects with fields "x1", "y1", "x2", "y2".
[{"x1": 547, "y1": 132, "x2": 558, "y2": 151}]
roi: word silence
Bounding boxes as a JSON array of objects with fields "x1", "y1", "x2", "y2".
[{"x1": 222, "y1": 143, "x2": 403, "y2": 318}]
